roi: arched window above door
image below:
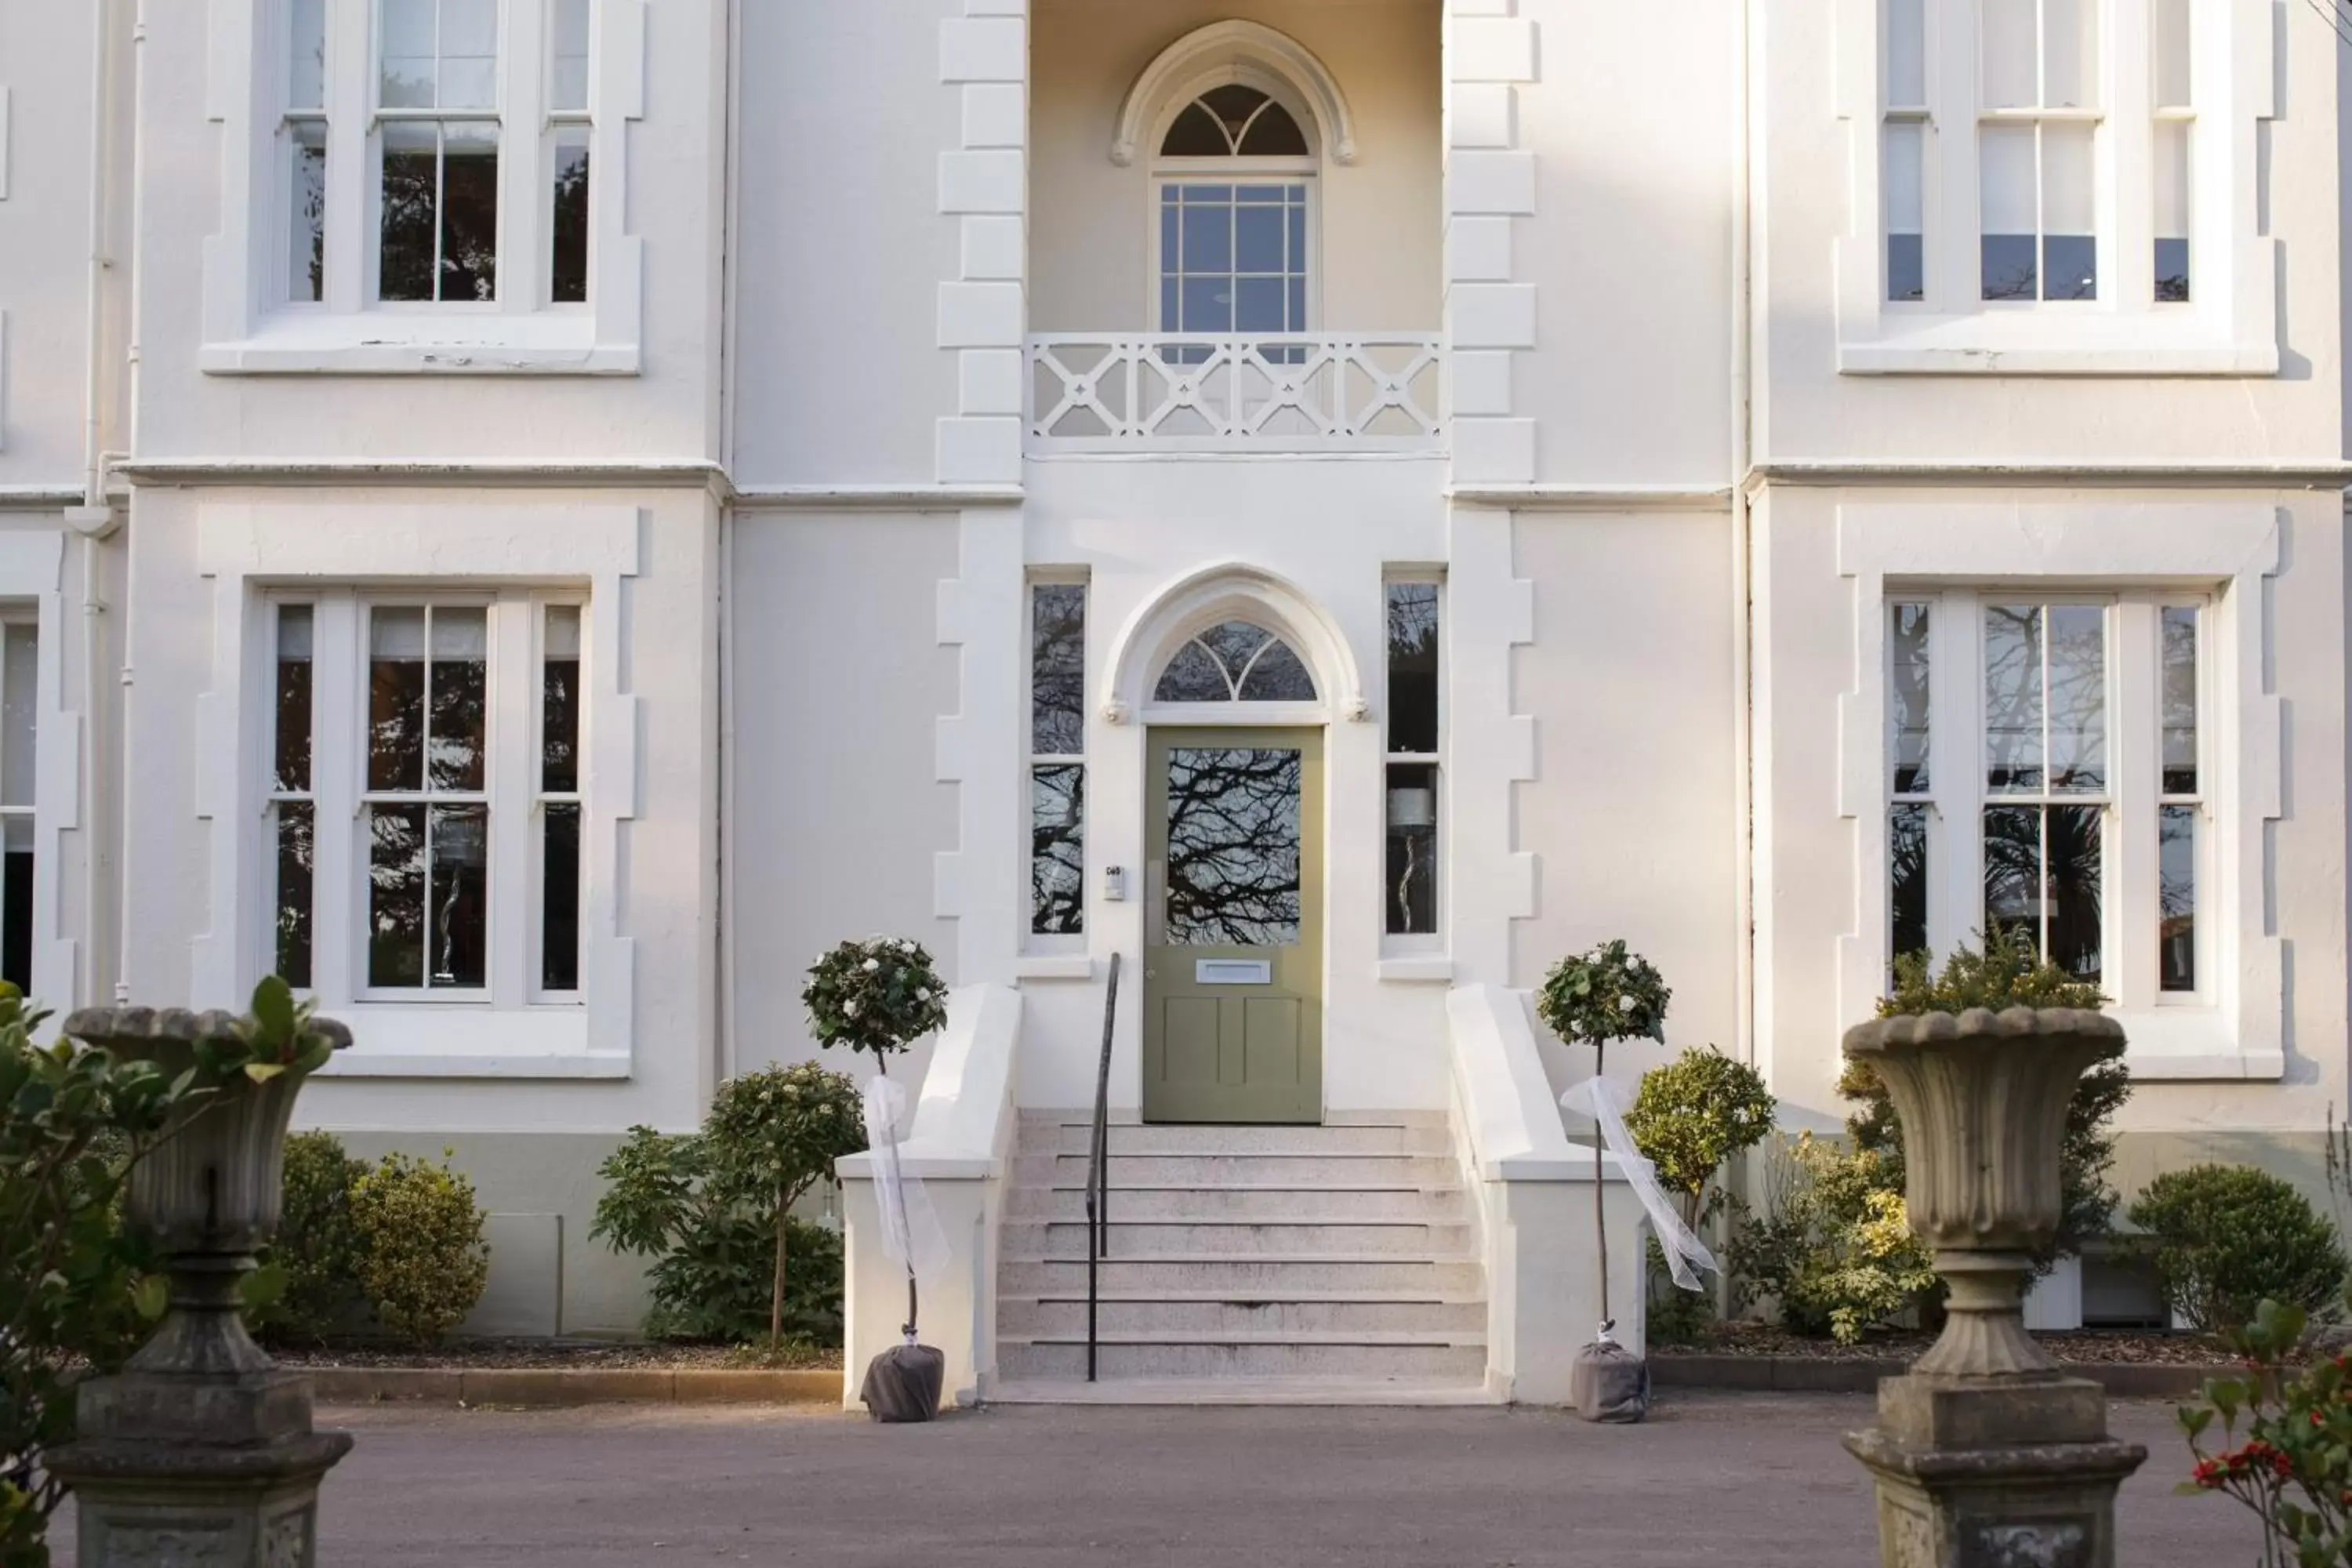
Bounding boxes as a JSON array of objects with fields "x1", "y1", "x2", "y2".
[
  {"x1": 1153, "y1": 622, "x2": 1319, "y2": 703},
  {"x1": 1160, "y1": 85, "x2": 1311, "y2": 158}
]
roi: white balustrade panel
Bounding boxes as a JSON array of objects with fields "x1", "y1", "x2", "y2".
[{"x1": 1027, "y1": 335, "x2": 1445, "y2": 453}]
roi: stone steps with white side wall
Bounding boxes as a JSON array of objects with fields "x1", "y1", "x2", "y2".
[{"x1": 991, "y1": 1114, "x2": 1493, "y2": 1404}]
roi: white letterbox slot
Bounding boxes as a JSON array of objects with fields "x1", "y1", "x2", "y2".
[{"x1": 1196, "y1": 960, "x2": 1272, "y2": 985}]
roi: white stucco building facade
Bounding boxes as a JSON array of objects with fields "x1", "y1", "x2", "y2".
[{"x1": 1, "y1": 0, "x2": 2347, "y2": 1395}]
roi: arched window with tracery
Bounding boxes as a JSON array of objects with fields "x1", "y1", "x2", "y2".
[
  {"x1": 1155, "y1": 82, "x2": 1314, "y2": 339},
  {"x1": 1153, "y1": 622, "x2": 1319, "y2": 704}
]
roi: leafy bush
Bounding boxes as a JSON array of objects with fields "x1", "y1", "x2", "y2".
[
  {"x1": 1729, "y1": 1133, "x2": 1939, "y2": 1344},
  {"x1": 0, "y1": 992, "x2": 181, "y2": 1562},
  {"x1": 1627, "y1": 1047, "x2": 1777, "y2": 1346},
  {"x1": 1852, "y1": 935, "x2": 2131, "y2": 1274},
  {"x1": 1628, "y1": 1047, "x2": 1777, "y2": 1231},
  {"x1": 2128, "y1": 1164, "x2": 2348, "y2": 1334},
  {"x1": 1879, "y1": 926, "x2": 2107, "y2": 1018},
  {"x1": 801, "y1": 938, "x2": 948, "y2": 1061},
  {"x1": 592, "y1": 1061, "x2": 867, "y2": 1347},
  {"x1": 256, "y1": 1131, "x2": 368, "y2": 1342},
  {"x1": 2178, "y1": 1298, "x2": 2352, "y2": 1563},
  {"x1": 347, "y1": 1150, "x2": 490, "y2": 1345}
]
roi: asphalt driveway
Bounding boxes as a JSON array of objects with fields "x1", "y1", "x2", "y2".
[{"x1": 51, "y1": 1392, "x2": 2255, "y2": 1566}]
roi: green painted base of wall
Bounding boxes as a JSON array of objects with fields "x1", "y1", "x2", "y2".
[{"x1": 2111, "y1": 1129, "x2": 2341, "y2": 1217}]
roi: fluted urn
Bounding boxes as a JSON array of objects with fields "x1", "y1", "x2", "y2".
[
  {"x1": 1842, "y1": 1004, "x2": 2124, "y2": 1378},
  {"x1": 1841, "y1": 1006, "x2": 2143, "y2": 1568},
  {"x1": 44, "y1": 1005, "x2": 355, "y2": 1568}
]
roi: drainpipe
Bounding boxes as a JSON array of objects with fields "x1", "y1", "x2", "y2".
[
  {"x1": 713, "y1": 0, "x2": 744, "y2": 1090},
  {"x1": 111, "y1": 0, "x2": 151, "y2": 1005},
  {"x1": 1730, "y1": 0, "x2": 1757, "y2": 1073},
  {"x1": 67, "y1": 0, "x2": 120, "y2": 1009}
]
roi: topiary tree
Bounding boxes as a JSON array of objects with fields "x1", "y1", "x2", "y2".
[
  {"x1": 347, "y1": 1149, "x2": 490, "y2": 1345},
  {"x1": 2128, "y1": 1164, "x2": 2349, "y2": 1334},
  {"x1": 1537, "y1": 939, "x2": 1671, "y2": 1333},
  {"x1": 702, "y1": 1062, "x2": 867, "y2": 1346},
  {"x1": 1626, "y1": 1047, "x2": 1777, "y2": 1345},
  {"x1": 801, "y1": 936, "x2": 949, "y2": 1065},
  {"x1": 1627, "y1": 1047, "x2": 1777, "y2": 1235}
]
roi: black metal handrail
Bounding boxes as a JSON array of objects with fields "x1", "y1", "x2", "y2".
[{"x1": 1083, "y1": 952, "x2": 1123, "y2": 1383}]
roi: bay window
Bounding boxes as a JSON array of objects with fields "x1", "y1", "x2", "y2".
[
  {"x1": 1884, "y1": 590, "x2": 2208, "y2": 1007},
  {"x1": 267, "y1": 590, "x2": 585, "y2": 1007}
]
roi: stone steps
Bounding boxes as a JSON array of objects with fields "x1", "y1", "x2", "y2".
[
  {"x1": 1005, "y1": 1182, "x2": 1465, "y2": 1222},
  {"x1": 992, "y1": 1114, "x2": 1487, "y2": 1403},
  {"x1": 998, "y1": 1292, "x2": 1485, "y2": 1337},
  {"x1": 996, "y1": 1331, "x2": 1487, "y2": 1384}
]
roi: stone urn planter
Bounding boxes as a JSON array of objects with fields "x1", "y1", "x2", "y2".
[
  {"x1": 1840, "y1": 1006, "x2": 2146, "y2": 1568},
  {"x1": 43, "y1": 1004, "x2": 354, "y2": 1568}
]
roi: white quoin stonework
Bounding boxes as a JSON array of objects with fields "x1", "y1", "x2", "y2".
[{"x1": 0, "y1": 0, "x2": 2345, "y2": 1388}]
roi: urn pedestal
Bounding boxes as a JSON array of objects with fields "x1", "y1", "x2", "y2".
[
  {"x1": 1838, "y1": 1007, "x2": 2145, "y2": 1568},
  {"x1": 42, "y1": 1007, "x2": 354, "y2": 1568}
]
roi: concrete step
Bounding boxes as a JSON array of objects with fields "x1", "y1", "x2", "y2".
[
  {"x1": 1020, "y1": 1122, "x2": 1450, "y2": 1156},
  {"x1": 997, "y1": 1292, "x2": 1486, "y2": 1337},
  {"x1": 996, "y1": 1332, "x2": 1486, "y2": 1383},
  {"x1": 1015, "y1": 1152, "x2": 1458, "y2": 1189},
  {"x1": 1002, "y1": 1219, "x2": 1474, "y2": 1259},
  {"x1": 1004, "y1": 1183, "x2": 1466, "y2": 1223},
  {"x1": 986, "y1": 1376, "x2": 1497, "y2": 1406},
  {"x1": 999, "y1": 1254, "x2": 1485, "y2": 1297}
]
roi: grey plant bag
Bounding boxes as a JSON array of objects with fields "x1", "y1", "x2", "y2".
[
  {"x1": 1570, "y1": 1337, "x2": 1650, "y2": 1424},
  {"x1": 859, "y1": 1339, "x2": 946, "y2": 1423}
]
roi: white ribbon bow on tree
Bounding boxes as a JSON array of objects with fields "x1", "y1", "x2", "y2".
[
  {"x1": 1560, "y1": 1074, "x2": 1720, "y2": 1293},
  {"x1": 860, "y1": 1075, "x2": 950, "y2": 1304}
]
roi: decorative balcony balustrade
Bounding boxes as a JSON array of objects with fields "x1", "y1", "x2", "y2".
[{"x1": 1026, "y1": 334, "x2": 1445, "y2": 453}]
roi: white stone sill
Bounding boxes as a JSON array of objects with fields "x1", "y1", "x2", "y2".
[
  {"x1": 1839, "y1": 316, "x2": 2279, "y2": 377},
  {"x1": 315, "y1": 1003, "x2": 622, "y2": 1080},
  {"x1": 201, "y1": 313, "x2": 639, "y2": 376},
  {"x1": 1377, "y1": 956, "x2": 1454, "y2": 983},
  {"x1": 2110, "y1": 1006, "x2": 2283, "y2": 1082}
]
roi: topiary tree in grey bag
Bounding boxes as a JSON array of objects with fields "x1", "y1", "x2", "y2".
[
  {"x1": 1537, "y1": 940, "x2": 1671, "y2": 1422},
  {"x1": 803, "y1": 936, "x2": 950, "y2": 1422}
]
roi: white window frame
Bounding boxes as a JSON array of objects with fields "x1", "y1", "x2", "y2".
[
  {"x1": 1382, "y1": 575, "x2": 1443, "y2": 957},
  {"x1": 1882, "y1": 590, "x2": 2209, "y2": 1007},
  {"x1": 1147, "y1": 81, "x2": 1323, "y2": 334},
  {"x1": 203, "y1": 0, "x2": 645, "y2": 374},
  {"x1": 1026, "y1": 575, "x2": 1087, "y2": 956},
  {"x1": 263, "y1": 588, "x2": 576, "y2": 1010},
  {"x1": 531, "y1": 599, "x2": 585, "y2": 1000},
  {"x1": 1835, "y1": 0, "x2": 2278, "y2": 374},
  {"x1": 1837, "y1": 499, "x2": 2283, "y2": 1080}
]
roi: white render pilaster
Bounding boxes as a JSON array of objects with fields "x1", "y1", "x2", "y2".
[
  {"x1": 936, "y1": 2, "x2": 1027, "y2": 485},
  {"x1": 1446, "y1": 506, "x2": 1537, "y2": 985},
  {"x1": 1444, "y1": 1, "x2": 1539, "y2": 485},
  {"x1": 934, "y1": 506, "x2": 1025, "y2": 988}
]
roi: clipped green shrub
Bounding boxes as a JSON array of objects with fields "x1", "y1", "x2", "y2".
[
  {"x1": 1879, "y1": 924, "x2": 2107, "y2": 1018},
  {"x1": 256, "y1": 1130, "x2": 368, "y2": 1341},
  {"x1": 2127, "y1": 1164, "x2": 2348, "y2": 1334},
  {"x1": 347, "y1": 1149, "x2": 490, "y2": 1345},
  {"x1": 635, "y1": 1211, "x2": 846, "y2": 1345},
  {"x1": 1627, "y1": 1046, "x2": 1777, "y2": 1345}
]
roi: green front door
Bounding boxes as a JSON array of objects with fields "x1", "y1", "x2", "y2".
[{"x1": 1143, "y1": 728, "x2": 1323, "y2": 1124}]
